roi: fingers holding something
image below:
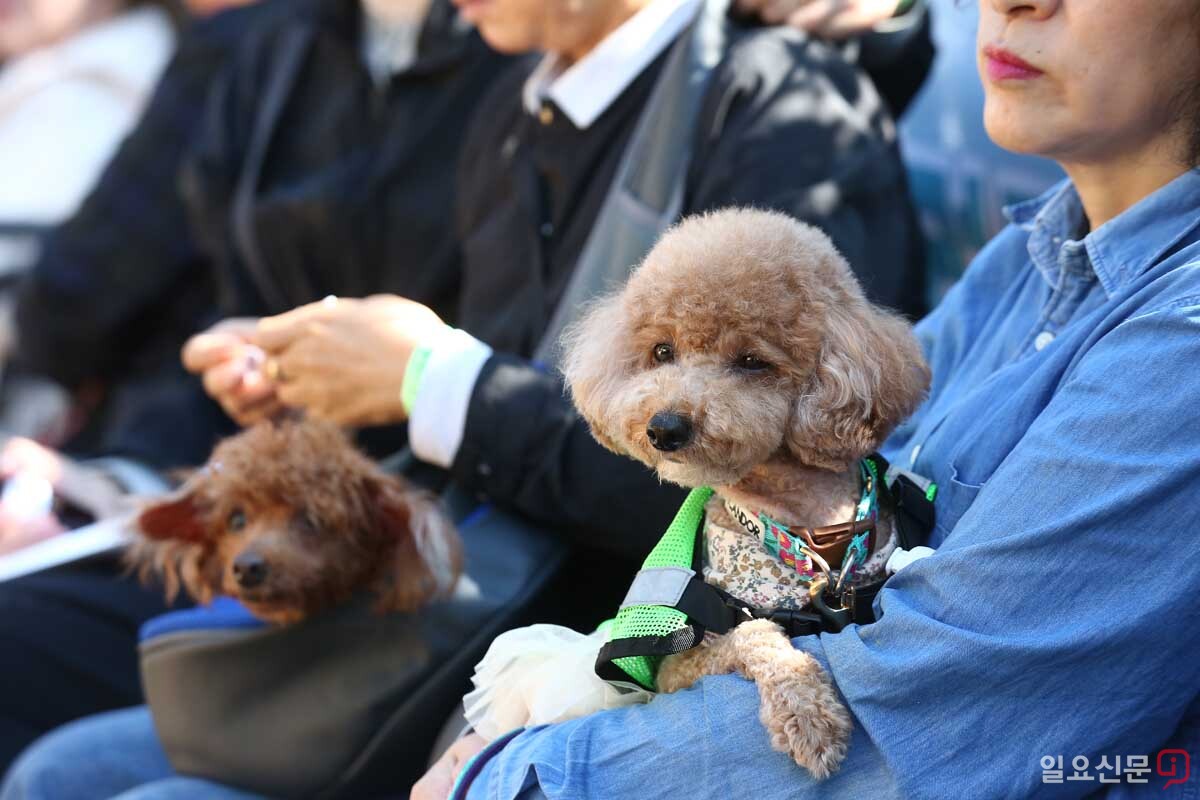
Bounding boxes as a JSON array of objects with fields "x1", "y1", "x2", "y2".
[
  {"x1": 201, "y1": 357, "x2": 251, "y2": 399},
  {"x1": 181, "y1": 318, "x2": 261, "y2": 373},
  {"x1": 255, "y1": 298, "x2": 350, "y2": 353},
  {"x1": 182, "y1": 331, "x2": 242, "y2": 374}
]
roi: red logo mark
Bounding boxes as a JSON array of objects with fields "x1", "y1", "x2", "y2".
[{"x1": 1158, "y1": 749, "x2": 1190, "y2": 790}]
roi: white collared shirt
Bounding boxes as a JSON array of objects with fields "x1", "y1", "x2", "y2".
[
  {"x1": 360, "y1": 0, "x2": 432, "y2": 85},
  {"x1": 521, "y1": 0, "x2": 701, "y2": 130}
]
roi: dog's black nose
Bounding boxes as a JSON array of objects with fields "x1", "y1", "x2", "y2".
[
  {"x1": 646, "y1": 411, "x2": 693, "y2": 452},
  {"x1": 232, "y1": 552, "x2": 268, "y2": 588}
]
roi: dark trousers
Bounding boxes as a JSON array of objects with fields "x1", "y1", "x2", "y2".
[{"x1": 0, "y1": 558, "x2": 185, "y2": 772}]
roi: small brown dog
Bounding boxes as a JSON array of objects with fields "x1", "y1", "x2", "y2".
[
  {"x1": 126, "y1": 419, "x2": 462, "y2": 625},
  {"x1": 564, "y1": 208, "x2": 930, "y2": 778}
]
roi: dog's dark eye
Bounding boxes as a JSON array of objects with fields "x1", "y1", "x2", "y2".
[
  {"x1": 294, "y1": 514, "x2": 319, "y2": 538},
  {"x1": 734, "y1": 354, "x2": 772, "y2": 372},
  {"x1": 228, "y1": 509, "x2": 247, "y2": 532},
  {"x1": 652, "y1": 343, "x2": 674, "y2": 363}
]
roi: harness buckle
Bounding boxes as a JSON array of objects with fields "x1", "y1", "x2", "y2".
[
  {"x1": 809, "y1": 577, "x2": 854, "y2": 633},
  {"x1": 759, "y1": 607, "x2": 824, "y2": 638}
]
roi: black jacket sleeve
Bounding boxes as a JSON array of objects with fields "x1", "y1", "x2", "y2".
[
  {"x1": 448, "y1": 28, "x2": 924, "y2": 561},
  {"x1": 451, "y1": 356, "x2": 687, "y2": 561}
]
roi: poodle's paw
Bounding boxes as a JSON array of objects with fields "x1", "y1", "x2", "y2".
[{"x1": 756, "y1": 653, "x2": 852, "y2": 780}]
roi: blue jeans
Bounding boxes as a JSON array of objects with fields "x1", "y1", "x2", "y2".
[{"x1": 0, "y1": 707, "x2": 263, "y2": 800}]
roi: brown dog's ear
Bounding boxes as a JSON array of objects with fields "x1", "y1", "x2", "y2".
[
  {"x1": 137, "y1": 484, "x2": 208, "y2": 543},
  {"x1": 368, "y1": 477, "x2": 463, "y2": 614},
  {"x1": 786, "y1": 302, "x2": 930, "y2": 470},
  {"x1": 561, "y1": 292, "x2": 635, "y2": 454}
]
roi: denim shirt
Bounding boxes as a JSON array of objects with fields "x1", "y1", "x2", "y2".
[{"x1": 465, "y1": 170, "x2": 1200, "y2": 800}]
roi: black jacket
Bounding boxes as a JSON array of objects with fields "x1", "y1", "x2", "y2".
[
  {"x1": 448, "y1": 20, "x2": 927, "y2": 562},
  {"x1": 183, "y1": 0, "x2": 508, "y2": 323}
]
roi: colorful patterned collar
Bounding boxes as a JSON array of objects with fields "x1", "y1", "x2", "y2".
[{"x1": 721, "y1": 458, "x2": 879, "y2": 586}]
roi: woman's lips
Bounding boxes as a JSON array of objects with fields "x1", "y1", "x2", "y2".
[{"x1": 983, "y1": 45, "x2": 1044, "y2": 81}]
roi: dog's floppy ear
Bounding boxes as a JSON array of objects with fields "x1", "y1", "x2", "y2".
[
  {"x1": 368, "y1": 476, "x2": 463, "y2": 614},
  {"x1": 136, "y1": 481, "x2": 209, "y2": 543},
  {"x1": 786, "y1": 301, "x2": 930, "y2": 470},
  {"x1": 124, "y1": 537, "x2": 223, "y2": 605},
  {"x1": 561, "y1": 291, "x2": 635, "y2": 454}
]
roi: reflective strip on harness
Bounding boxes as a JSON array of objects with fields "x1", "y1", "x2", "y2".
[{"x1": 619, "y1": 567, "x2": 696, "y2": 610}]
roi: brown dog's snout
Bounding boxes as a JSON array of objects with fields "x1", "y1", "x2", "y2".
[
  {"x1": 232, "y1": 551, "x2": 268, "y2": 588},
  {"x1": 647, "y1": 411, "x2": 693, "y2": 452}
]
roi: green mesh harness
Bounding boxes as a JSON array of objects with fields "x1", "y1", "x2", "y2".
[{"x1": 598, "y1": 486, "x2": 714, "y2": 690}]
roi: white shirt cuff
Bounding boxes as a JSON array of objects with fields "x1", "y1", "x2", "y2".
[{"x1": 409, "y1": 328, "x2": 494, "y2": 469}]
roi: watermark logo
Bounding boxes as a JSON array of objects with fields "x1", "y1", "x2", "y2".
[
  {"x1": 1040, "y1": 750, "x2": 1190, "y2": 789},
  {"x1": 1159, "y1": 750, "x2": 1190, "y2": 790}
]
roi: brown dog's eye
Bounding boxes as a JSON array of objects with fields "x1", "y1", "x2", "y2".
[
  {"x1": 653, "y1": 343, "x2": 674, "y2": 363},
  {"x1": 228, "y1": 509, "x2": 247, "y2": 532},
  {"x1": 734, "y1": 354, "x2": 771, "y2": 372}
]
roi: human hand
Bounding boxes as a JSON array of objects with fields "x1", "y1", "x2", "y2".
[
  {"x1": 0, "y1": 437, "x2": 130, "y2": 553},
  {"x1": 254, "y1": 295, "x2": 447, "y2": 428},
  {"x1": 733, "y1": 0, "x2": 904, "y2": 38},
  {"x1": 0, "y1": 508, "x2": 64, "y2": 555},
  {"x1": 182, "y1": 317, "x2": 283, "y2": 427},
  {"x1": 410, "y1": 733, "x2": 488, "y2": 800}
]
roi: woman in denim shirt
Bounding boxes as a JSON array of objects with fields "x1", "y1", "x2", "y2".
[{"x1": 412, "y1": 0, "x2": 1200, "y2": 797}]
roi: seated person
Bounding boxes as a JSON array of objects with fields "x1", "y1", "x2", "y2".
[
  {"x1": 0, "y1": 0, "x2": 931, "y2": 795},
  {"x1": 0, "y1": 0, "x2": 508, "y2": 769}
]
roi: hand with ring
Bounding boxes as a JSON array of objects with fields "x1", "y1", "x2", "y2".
[
  {"x1": 253, "y1": 294, "x2": 447, "y2": 428},
  {"x1": 183, "y1": 317, "x2": 285, "y2": 427}
]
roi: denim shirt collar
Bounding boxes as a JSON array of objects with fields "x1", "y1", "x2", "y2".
[{"x1": 1004, "y1": 168, "x2": 1200, "y2": 297}]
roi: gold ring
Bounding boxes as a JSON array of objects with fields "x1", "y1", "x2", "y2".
[{"x1": 264, "y1": 358, "x2": 286, "y2": 383}]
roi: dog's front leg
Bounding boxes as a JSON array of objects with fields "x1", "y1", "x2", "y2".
[{"x1": 672, "y1": 619, "x2": 851, "y2": 779}]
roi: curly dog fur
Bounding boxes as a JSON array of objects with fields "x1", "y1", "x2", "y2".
[
  {"x1": 564, "y1": 208, "x2": 930, "y2": 778},
  {"x1": 125, "y1": 419, "x2": 461, "y2": 624}
]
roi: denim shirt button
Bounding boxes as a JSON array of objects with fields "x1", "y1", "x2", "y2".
[{"x1": 1034, "y1": 331, "x2": 1056, "y2": 351}]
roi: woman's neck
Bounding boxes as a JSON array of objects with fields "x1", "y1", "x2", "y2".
[{"x1": 1062, "y1": 138, "x2": 1193, "y2": 232}]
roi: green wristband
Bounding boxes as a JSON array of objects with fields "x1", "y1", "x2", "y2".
[{"x1": 401, "y1": 343, "x2": 434, "y2": 416}]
